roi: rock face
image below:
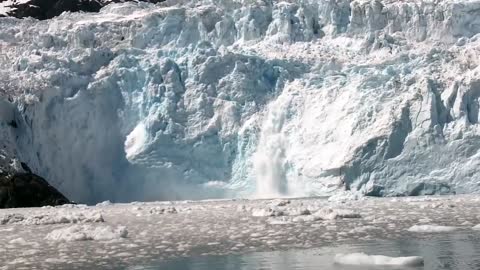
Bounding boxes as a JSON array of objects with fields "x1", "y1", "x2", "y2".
[
  {"x1": 0, "y1": 0, "x2": 165, "y2": 20},
  {"x1": 0, "y1": 172, "x2": 70, "y2": 208}
]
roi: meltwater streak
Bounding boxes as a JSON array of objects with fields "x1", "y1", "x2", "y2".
[{"x1": 253, "y1": 93, "x2": 292, "y2": 198}]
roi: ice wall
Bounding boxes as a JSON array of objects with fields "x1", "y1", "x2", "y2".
[{"x1": 2, "y1": 0, "x2": 480, "y2": 203}]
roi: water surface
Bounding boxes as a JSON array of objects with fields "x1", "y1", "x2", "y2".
[
  {"x1": 1, "y1": 195, "x2": 480, "y2": 269},
  {"x1": 142, "y1": 231, "x2": 480, "y2": 270}
]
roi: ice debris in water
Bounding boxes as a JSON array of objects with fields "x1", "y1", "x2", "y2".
[
  {"x1": 252, "y1": 207, "x2": 285, "y2": 217},
  {"x1": 472, "y1": 224, "x2": 480, "y2": 230},
  {"x1": 271, "y1": 199, "x2": 291, "y2": 207},
  {"x1": 1, "y1": 194, "x2": 480, "y2": 268},
  {"x1": 96, "y1": 200, "x2": 113, "y2": 207},
  {"x1": 328, "y1": 192, "x2": 362, "y2": 203},
  {"x1": 8, "y1": 238, "x2": 29, "y2": 245},
  {"x1": 334, "y1": 253, "x2": 424, "y2": 267},
  {"x1": 149, "y1": 206, "x2": 178, "y2": 214},
  {"x1": 286, "y1": 207, "x2": 311, "y2": 216},
  {"x1": 252, "y1": 205, "x2": 360, "y2": 221},
  {"x1": 1, "y1": 212, "x2": 104, "y2": 225},
  {"x1": 312, "y1": 208, "x2": 361, "y2": 220},
  {"x1": 407, "y1": 225, "x2": 458, "y2": 233},
  {"x1": 45, "y1": 225, "x2": 128, "y2": 242},
  {"x1": 0, "y1": 213, "x2": 25, "y2": 225}
]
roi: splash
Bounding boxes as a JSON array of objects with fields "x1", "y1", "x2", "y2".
[{"x1": 253, "y1": 92, "x2": 292, "y2": 198}]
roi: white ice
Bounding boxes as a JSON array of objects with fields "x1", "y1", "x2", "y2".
[
  {"x1": 2, "y1": 0, "x2": 480, "y2": 203},
  {"x1": 407, "y1": 225, "x2": 458, "y2": 233},
  {"x1": 0, "y1": 194, "x2": 478, "y2": 268},
  {"x1": 334, "y1": 252, "x2": 424, "y2": 267},
  {"x1": 45, "y1": 224, "x2": 128, "y2": 242}
]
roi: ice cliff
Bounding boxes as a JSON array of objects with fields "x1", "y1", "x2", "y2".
[{"x1": 1, "y1": 0, "x2": 480, "y2": 203}]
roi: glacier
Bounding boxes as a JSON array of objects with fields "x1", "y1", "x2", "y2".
[{"x1": 1, "y1": 0, "x2": 480, "y2": 203}]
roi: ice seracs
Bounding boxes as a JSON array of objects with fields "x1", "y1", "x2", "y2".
[{"x1": 2, "y1": 0, "x2": 480, "y2": 202}]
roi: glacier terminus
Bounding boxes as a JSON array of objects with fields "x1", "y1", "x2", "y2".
[{"x1": 1, "y1": 0, "x2": 480, "y2": 204}]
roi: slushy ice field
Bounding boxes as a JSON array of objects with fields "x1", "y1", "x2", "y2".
[{"x1": 1, "y1": 195, "x2": 480, "y2": 269}]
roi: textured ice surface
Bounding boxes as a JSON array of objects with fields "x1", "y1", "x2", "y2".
[
  {"x1": 0, "y1": 195, "x2": 479, "y2": 269},
  {"x1": 2, "y1": 0, "x2": 480, "y2": 202}
]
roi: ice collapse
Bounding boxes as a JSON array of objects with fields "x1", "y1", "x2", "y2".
[{"x1": 1, "y1": 0, "x2": 480, "y2": 203}]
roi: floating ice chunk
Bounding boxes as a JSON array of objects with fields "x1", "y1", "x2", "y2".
[
  {"x1": 334, "y1": 253, "x2": 424, "y2": 266},
  {"x1": 272, "y1": 199, "x2": 291, "y2": 207},
  {"x1": 0, "y1": 214, "x2": 25, "y2": 225},
  {"x1": 56, "y1": 204, "x2": 89, "y2": 209},
  {"x1": 286, "y1": 207, "x2": 311, "y2": 216},
  {"x1": 252, "y1": 208, "x2": 284, "y2": 217},
  {"x1": 292, "y1": 215, "x2": 318, "y2": 223},
  {"x1": 267, "y1": 217, "x2": 291, "y2": 225},
  {"x1": 1, "y1": 211, "x2": 104, "y2": 225},
  {"x1": 44, "y1": 258, "x2": 67, "y2": 264},
  {"x1": 418, "y1": 218, "x2": 432, "y2": 223},
  {"x1": 472, "y1": 224, "x2": 480, "y2": 230},
  {"x1": 149, "y1": 206, "x2": 177, "y2": 214},
  {"x1": 8, "y1": 238, "x2": 28, "y2": 245},
  {"x1": 45, "y1": 225, "x2": 128, "y2": 242},
  {"x1": 407, "y1": 225, "x2": 457, "y2": 233},
  {"x1": 96, "y1": 200, "x2": 113, "y2": 207},
  {"x1": 313, "y1": 208, "x2": 361, "y2": 220}
]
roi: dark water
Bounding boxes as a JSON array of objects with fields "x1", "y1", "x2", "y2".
[{"x1": 131, "y1": 231, "x2": 480, "y2": 270}]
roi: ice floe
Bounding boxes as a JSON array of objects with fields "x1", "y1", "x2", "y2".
[
  {"x1": 334, "y1": 252, "x2": 424, "y2": 266},
  {"x1": 407, "y1": 225, "x2": 458, "y2": 233},
  {"x1": 45, "y1": 225, "x2": 128, "y2": 242}
]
